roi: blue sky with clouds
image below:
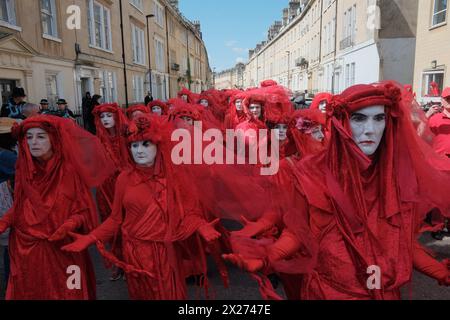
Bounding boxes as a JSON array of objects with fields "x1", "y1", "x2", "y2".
[{"x1": 179, "y1": 0, "x2": 288, "y2": 72}]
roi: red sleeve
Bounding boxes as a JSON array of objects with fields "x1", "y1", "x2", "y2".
[
  {"x1": 267, "y1": 229, "x2": 302, "y2": 263},
  {"x1": 413, "y1": 241, "x2": 448, "y2": 284},
  {"x1": 91, "y1": 172, "x2": 127, "y2": 242}
]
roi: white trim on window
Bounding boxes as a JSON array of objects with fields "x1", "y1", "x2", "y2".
[
  {"x1": 154, "y1": 0, "x2": 164, "y2": 28},
  {"x1": 41, "y1": 0, "x2": 58, "y2": 38},
  {"x1": 87, "y1": 0, "x2": 112, "y2": 51},
  {"x1": 431, "y1": 0, "x2": 448, "y2": 27},
  {"x1": 131, "y1": 24, "x2": 146, "y2": 66}
]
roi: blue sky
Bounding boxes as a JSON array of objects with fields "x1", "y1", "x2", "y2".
[{"x1": 179, "y1": 0, "x2": 288, "y2": 72}]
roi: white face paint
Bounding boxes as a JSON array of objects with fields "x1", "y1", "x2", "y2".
[
  {"x1": 181, "y1": 95, "x2": 188, "y2": 102},
  {"x1": 310, "y1": 125, "x2": 325, "y2": 142},
  {"x1": 349, "y1": 105, "x2": 386, "y2": 156},
  {"x1": 319, "y1": 101, "x2": 327, "y2": 113},
  {"x1": 249, "y1": 103, "x2": 262, "y2": 119},
  {"x1": 26, "y1": 128, "x2": 53, "y2": 160},
  {"x1": 181, "y1": 116, "x2": 194, "y2": 126},
  {"x1": 100, "y1": 112, "x2": 115, "y2": 129},
  {"x1": 235, "y1": 99, "x2": 243, "y2": 111},
  {"x1": 200, "y1": 99, "x2": 209, "y2": 108},
  {"x1": 151, "y1": 106, "x2": 163, "y2": 116},
  {"x1": 131, "y1": 140, "x2": 158, "y2": 167},
  {"x1": 274, "y1": 124, "x2": 288, "y2": 141}
]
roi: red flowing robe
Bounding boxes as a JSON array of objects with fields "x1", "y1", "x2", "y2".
[
  {"x1": 92, "y1": 168, "x2": 207, "y2": 300},
  {"x1": 3, "y1": 160, "x2": 97, "y2": 300}
]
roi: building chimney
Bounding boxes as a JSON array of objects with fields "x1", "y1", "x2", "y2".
[
  {"x1": 169, "y1": 0, "x2": 179, "y2": 9},
  {"x1": 282, "y1": 8, "x2": 289, "y2": 26},
  {"x1": 289, "y1": 1, "x2": 301, "y2": 21}
]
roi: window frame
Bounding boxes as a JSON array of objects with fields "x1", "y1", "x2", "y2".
[
  {"x1": 431, "y1": 0, "x2": 448, "y2": 27},
  {"x1": 87, "y1": 0, "x2": 113, "y2": 52}
]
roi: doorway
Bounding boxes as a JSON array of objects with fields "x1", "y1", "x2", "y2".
[{"x1": 0, "y1": 79, "x2": 17, "y2": 105}]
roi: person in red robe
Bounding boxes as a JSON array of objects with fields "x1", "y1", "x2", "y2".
[
  {"x1": 126, "y1": 104, "x2": 150, "y2": 121},
  {"x1": 147, "y1": 100, "x2": 168, "y2": 117},
  {"x1": 92, "y1": 103, "x2": 130, "y2": 280},
  {"x1": 0, "y1": 115, "x2": 113, "y2": 300},
  {"x1": 225, "y1": 82, "x2": 450, "y2": 300},
  {"x1": 224, "y1": 93, "x2": 246, "y2": 129},
  {"x1": 61, "y1": 115, "x2": 221, "y2": 300}
]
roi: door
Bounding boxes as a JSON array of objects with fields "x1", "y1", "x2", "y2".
[{"x1": 0, "y1": 80, "x2": 16, "y2": 105}]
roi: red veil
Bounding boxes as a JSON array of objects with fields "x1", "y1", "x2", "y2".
[
  {"x1": 92, "y1": 103, "x2": 130, "y2": 168},
  {"x1": 5, "y1": 116, "x2": 114, "y2": 299},
  {"x1": 281, "y1": 81, "x2": 450, "y2": 298}
]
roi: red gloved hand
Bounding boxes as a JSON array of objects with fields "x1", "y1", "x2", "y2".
[
  {"x1": 198, "y1": 218, "x2": 221, "y2": 242},
  {"x1": 0, "y1": 220, "x2": 9, "y2": 235},
  {"x1": 233, "y1": 216, "x2": 274, "y2": 238},
  {"x1": 414, "y1": 243, "x2": 450, "y2": 286},
  {"x1": 222, "y1": 254, "x2": 265, "y2": 273},
  {"x1": 266, "y1": 230, "x2": 301, "y2": 263},
  {"x1": 61, "y1": 232, "x2": 96, "y2": 253},
  {"x1": 48, "y1": 219, "x2": 78, "y2": 242}
]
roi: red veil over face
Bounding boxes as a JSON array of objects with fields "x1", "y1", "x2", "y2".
[
  {"x1": 6, "y1": 116, "x2": 114, "y2": 299},
  {"x1": 280, "y1": 81, "x2": 450, "y2": 298},
  {"x1": 92, "y1": 103, "x2": 130, "y2": 168}
]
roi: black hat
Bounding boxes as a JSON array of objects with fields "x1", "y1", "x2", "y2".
[
  {"x1": 12, "y1": 87, "x2": 26, "y2": 98},
  {"x1": 40, "y1": 99, "x2": 49, "y2": 105},
  {"x1": 57, "y1": 98, "x2": 67, "y2": 105}
]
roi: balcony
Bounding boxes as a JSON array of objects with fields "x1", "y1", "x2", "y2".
[{"x1": 340, "y1": 36, "x2": 354, "y2": 50}]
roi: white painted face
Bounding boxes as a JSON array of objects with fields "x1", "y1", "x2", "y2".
[
  {"x1": 310, "y1": 125, "x2": 325, "y2": 142},
  {"x1": 151, "y1": 106, "x2": 163, "y2": 116},
  {"x1": 235, "y1": 99, "x2": 243, "y2": 111},
  {"x1": 319, "y1": 100, "x2": 327, "y2": 113},
  {"x1": 130, "y1": 140, "x2": 158, "y2": 167},
  {"x1": 100, "y1": 112, "x2": 115, "y2": 129},
  {"x1": 26, "y1": 128, "x2": 53, "y2": 160},
  {"x1": 181, "y1": 116, "x2": 194, "y2": 126},
  {"x1": 349, "y1": 105, "x2": 386, "y2": 156},
  {"x1": 274, "y1": 124, "x2": 288, "y2": 141},
  {"x1": 200, "y1": 99, "x2": 209, "y2": 108},
  {"x1": 249, "y1": 103, "x2": 262, "y2": 119},
  {"x1": 181, "y1": 95, "x2": 188, "y2": 102}
]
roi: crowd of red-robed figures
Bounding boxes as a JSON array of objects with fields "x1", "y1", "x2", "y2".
[{"x1": 0, "y1": 79, "x2": 449, "y2": 300}]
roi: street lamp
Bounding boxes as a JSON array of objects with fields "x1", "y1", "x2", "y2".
[{"x1": 146, "y1": 14, "x2": 155, "y2": 96}]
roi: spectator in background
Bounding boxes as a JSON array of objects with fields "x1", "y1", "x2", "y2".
[
  {"x1": 144, "y1": 91, "x2": 153, "y2": 106},
  {"x1": 0, "y1": 87, "x2": 27, "y2": 119},
  {"x1": 87, "y1": 95, "x2": 102, "y2": 134},
  {"x1": 21, "y1": 103, "x2": 40, "y2": 119},
  {"x1": 55, "y1": 99, "x2": 75, "y2": 120},
  {"x1": 39, "y1": 99, "x2": 52, "y2": 115},
  {"x1": 0, "y1": 117, "x2": 18, "y2": 293},
  {"x1": 82, "y1": 92, "x2": 92, "y2": 131}
]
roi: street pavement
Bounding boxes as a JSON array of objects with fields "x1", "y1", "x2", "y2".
[{"x1": 0, "y1": 233, "x2": 449, "y2": 300}]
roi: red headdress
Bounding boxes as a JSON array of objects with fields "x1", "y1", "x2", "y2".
[
  {"x1": 147, "y1": 99, "x2": 169, "y2": 115},
  {"x1": 177, "y1": 87, "x2": 194, "y2": 103},
  {"x1": 260, "y1": 80, "x2": 278, "y2": 88},
  {"x1": 287, "y1": 108, "x2": 326, "y2": 156},
  {"x1": 168, "y1": 100, "x2": 203, "y2": 122},
  {"x1": 310, "y1": 92, "x2": 332, "y2": 111},
  {"x1": 92, "y1": 103, "x2": 130, "y2": 169},
  {"x1": 125, "y1": 104, "x2": 150, "y2": 120}
]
